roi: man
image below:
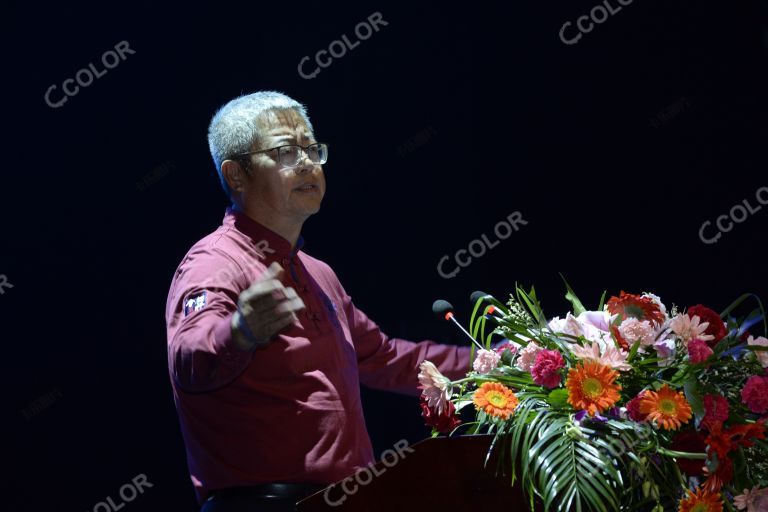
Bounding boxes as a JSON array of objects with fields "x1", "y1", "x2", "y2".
[{"x1": 165, "y1": 91, "x2": 471, "y2": 511}]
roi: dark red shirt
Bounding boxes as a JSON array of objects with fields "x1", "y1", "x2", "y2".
[{"x1": 165, "y1": 208, "x2": 471, "y2": 504}]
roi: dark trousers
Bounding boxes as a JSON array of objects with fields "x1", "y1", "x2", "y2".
[{"x1": 200, "y1": 483, "x2": 325, "y2": 512}]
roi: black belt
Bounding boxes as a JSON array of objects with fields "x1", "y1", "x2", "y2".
[{"x1": 210, "y1": 482, "x2": 326, "y2": 502}]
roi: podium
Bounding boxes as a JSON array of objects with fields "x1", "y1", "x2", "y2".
[{"x1": 297, "y1": 435, "x2": 535, "y2": 510}]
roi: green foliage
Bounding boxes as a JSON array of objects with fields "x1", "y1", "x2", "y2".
[{"x1": 448, "y1": 284, "x2": 768, "y2": 511}]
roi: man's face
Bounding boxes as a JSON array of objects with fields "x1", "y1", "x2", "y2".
[{"x1": 242, "y1": 108, "x2": 326, "y2": 223}]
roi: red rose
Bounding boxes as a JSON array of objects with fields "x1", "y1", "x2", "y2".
[
  {"x1": 687, "y1": 305, "x2": 728, "y2": 347},
  {"x1": 671, "y1": 431, "x2": 707, "y2": 476},
  {"x1": 420, "y1": 396, "x2": 461, "y2": 433}
]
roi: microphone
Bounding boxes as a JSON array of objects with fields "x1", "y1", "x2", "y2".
[
  {"x1": 432, "y1": 299, "x2": 484, "y2": 350},
  {"x1": 469, "y1": 290, "x2": 488, "y2": 304},
  {"x1": 470, "y1": 290, "x2": 506, "y2": 320}
]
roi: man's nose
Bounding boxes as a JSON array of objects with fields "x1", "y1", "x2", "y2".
[{"x1": 294, "y1": 154, "x2": 315, "y2": 175}]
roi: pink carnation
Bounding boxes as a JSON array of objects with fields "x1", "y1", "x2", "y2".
[
  {"x1": 516, "y1": 342, "x2": 542, "y2": 372},
  {"x1": 531, "y1": 350, "x2": 565, "y2": 388},
  {"x1": 473, "y1": 349, "x2": 501, "y2": 374},
  {"x1": 688, "y1": 338, "x2": 714, "y2": 364},
  {"x1": 618, "y1": 318, "x2": 657, "y2": 346},
  {"x1": 742, "y1": 375, "x2": 768, "y2": 414},
  {"x1": 702, "y1": 394, "x2": 729, "y2": 428}
]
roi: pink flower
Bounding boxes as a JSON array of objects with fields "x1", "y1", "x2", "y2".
[
  {"x1": 688, "y1": 338, "x2": 714, "y2": 364},
  {"x1": 515, "y1": 342, "x2": 543, "y2": 372},
  {"x1": 669, "y1": 313, "x2": 715, "y2": 344},
  {"x1": 702, "y1": 394, "x2": 729, "y2": 428},
  {"x1": 531, "y1": 350, "x2": 565, "y2": 388},
  {"x1": 748, "y1": 336, "x2": 768, "y2": 368},
  {"x1": 569, "y1": 341, "x2": 631, "y2": 371},
  {"x1": 742, "y1": 375, "x2": 768, "y2": 414},
  {"x1": 618, "y1": 318, "x2": 657, "y2": 346},
  {"x1": 418, "y1": 361, "x2": 452, "y2": 414},
  {"x1": 734, "y1": 486, "x2": 768, "y2": 511},
  {"x1": 493, "y1": 341, "x2": 518, "y2": 356},
  {"x1": 473, "y1": 349, "x2": 501, "y2": 374}
]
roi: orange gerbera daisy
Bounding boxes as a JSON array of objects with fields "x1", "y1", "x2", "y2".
[
  {"x1": 565, "y1": 360, "x2": 622, "y2": 416},
  {"x1": 640, "y1": 385, "x2": 693, "y2": 431},
  {"x1": 473, "y1": 382, "x2": 519, "y2": 420},
  {"x1": 678, "y1": 486, "x2": 723, "y2": 512},
  {"x1": 607, "y1": 291, "x2": 666, "y2": 326}
]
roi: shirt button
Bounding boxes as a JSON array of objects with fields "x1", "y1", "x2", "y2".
[{"x1": 281, "y1": 258, "x2": 288, "y2": 265}]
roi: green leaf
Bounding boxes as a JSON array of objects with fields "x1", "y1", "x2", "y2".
[
  {"x1": 720, "y1": 293, "x2": 768, "y2": 336},
  {"x1": 684, "y1": 380, "x2": 705, "y2": 427},
  {"x1": 516, "y1": 285, "x2": 548, "y2": 328},
  {"x1": 597, "y1": 290, "x2": 607, "y2": 312},
  {"x1": 508, "y1": 404, "x2": 622, "y2": 511},
  {"x1": 626, "y1": 340, "x2": 642, "y2": 363},
  {"x1": 560, "y1": 274, "x2": 587, "y2": 316},
  {"x1": 548, "y1": 388, "x2": 570, "y2": 408}
]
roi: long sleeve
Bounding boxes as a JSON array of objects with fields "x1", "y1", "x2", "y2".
[
  {"x1": 165, "y1": 249, "x2": 257, "y2": 394},
  {"x1": 337, "y1": 285, "x2": 472, "y2": 395}
]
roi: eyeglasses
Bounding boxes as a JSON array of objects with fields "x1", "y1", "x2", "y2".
[{"x1": 235, "y1": 142, "x2": 328, "y2": 168}]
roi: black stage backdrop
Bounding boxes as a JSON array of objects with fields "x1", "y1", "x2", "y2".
[{"x1": 2, "y1": 1, "x2": 767, "y2": 510}]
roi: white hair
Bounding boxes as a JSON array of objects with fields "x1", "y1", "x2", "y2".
[{"x1": 207, "y1": 90, "x2": 314, "y2": 199}]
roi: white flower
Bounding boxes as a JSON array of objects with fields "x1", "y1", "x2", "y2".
[
  {"x1": 578, "y1": 310, "x2": 612, "y2": 331},
  {"x1": 653, "y1": 338, "x2": 676, "y2": 367},
  {"x1": 418, "y1": 361, "x2": 451, "y2": 414},
  {"x1": 473, "y1": 349, "x2": 501, "y2": 374},
  {"x1": 748, "y1": 336, "x2": 768, "y2": 367},
  {"x1": 549, "y1": 310, "x2": 614, "y2": 349},
  {"x1": 548, "y1": 312, "x2": 584, "y2": 338},
  {"x1": 669, "y1": 313, "x2": 715, "y2": 344}
]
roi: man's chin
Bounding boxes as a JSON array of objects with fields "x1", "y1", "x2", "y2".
[{"x1": 296, "y1": 203, "x2": 322, "y2": 217}]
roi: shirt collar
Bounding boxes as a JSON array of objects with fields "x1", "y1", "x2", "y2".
[{"x1": 224, "y1": 207, "x2": 305, "y2": 258}]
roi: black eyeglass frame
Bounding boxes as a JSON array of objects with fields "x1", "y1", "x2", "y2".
[{"x1": 233, "y1": 142, "x2": 329, "y2": 168}]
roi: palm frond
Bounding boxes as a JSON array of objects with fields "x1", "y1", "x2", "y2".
[{"x1": 508, "y1": 398, "x2": 623, "y2": 511}]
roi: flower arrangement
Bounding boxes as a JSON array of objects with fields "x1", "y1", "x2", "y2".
[{"x1": 417, "y1": 284, "x2": 768, "y2": 511}]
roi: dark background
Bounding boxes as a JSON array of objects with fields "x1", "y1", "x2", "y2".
[{"x1": 3, "y1": 1, "x2": 767, "y2": 510}]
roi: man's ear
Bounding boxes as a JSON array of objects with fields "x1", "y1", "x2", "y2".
[{"x1": 221, "y1": 159, "x2": 247, "y2": 193}]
